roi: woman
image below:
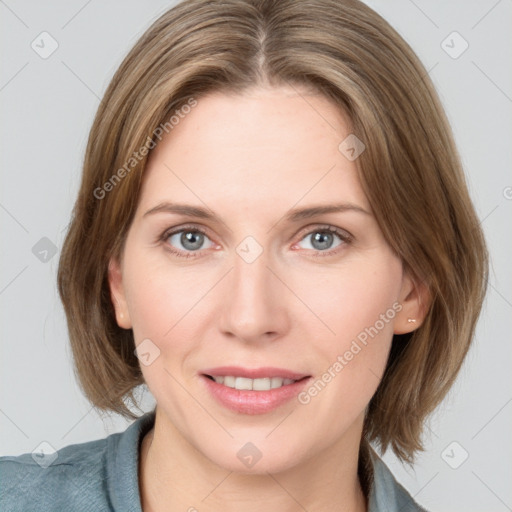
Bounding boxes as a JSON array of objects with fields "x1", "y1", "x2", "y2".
[{"x1": 0, "y1": 0, "x2": 487, "y2": 510}]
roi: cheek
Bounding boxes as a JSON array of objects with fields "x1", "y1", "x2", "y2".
[
  {"x1": 296, "y1": 253, "x2": 403, "y2": 344},
  {"x1": 125, "y1": 274, "x2": 172, "y2": 342},
  {"x1": 295, "y1": 255, "x2": 402, "y2": 402},
  {"x1": 122, "y1": 256, "x2": 203, "y2": 405},
  {"x1": 124, "y1": 252, "x2": 203, "y2": 339},
  {"x1": 123, "y1": 254, "x2": 214, "y2": 386}
]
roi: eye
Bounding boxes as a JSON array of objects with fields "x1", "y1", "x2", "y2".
[
  {"x1": 293, "y1": 225, "x2": 351, "y2": 256},
  {"x1": 159, "y1": 224, "x2": 352, "y2": 259},
  {"x1": 161, "y1": 225, "x2": 215, "y2": 258}
]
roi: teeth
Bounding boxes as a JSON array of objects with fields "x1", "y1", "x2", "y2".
[
  {"x1": 235, "y1": 377, "x2": 253, "y2": 390},
  {"x1": 211, "y1": 375, "x2": 297, "y2": 390}
]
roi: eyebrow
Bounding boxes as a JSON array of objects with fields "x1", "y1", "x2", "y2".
[{"x1": 143, "y1": 201, "x2": 371, "y2": 223}]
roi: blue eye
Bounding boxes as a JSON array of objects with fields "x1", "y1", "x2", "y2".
[
  {"x1": 161, "y1": 226, "x2": 214, "y2": 258},
  {"x1": 160, "y1": 224, "x2": 351, "y2": 259},
  {"x1": 295, "y1": 226, "x2": 350, "y2": 256}
]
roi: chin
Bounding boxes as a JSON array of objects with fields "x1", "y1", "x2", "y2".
[{"x1": 201, "y1": 439, "x2": 307, "y2": 476}]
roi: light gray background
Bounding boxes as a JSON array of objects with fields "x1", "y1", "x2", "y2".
[{"x1": 1, "y1": 1, "x2": 511, "y2": 511}]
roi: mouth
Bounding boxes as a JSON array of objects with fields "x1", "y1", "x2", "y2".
[
  {"x1": 199, "y1": 366, "x2": 312, "y2": 414},
  {"x1": 202, "y1": 374, "x2": 309, "y2": 391},
  {"x1": 200, "y1": 366, "x2": 310, "y2": 389}
]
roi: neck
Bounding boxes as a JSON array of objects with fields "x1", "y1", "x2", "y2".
[{"x1": 139, "y1": 409, "x2": 368, "y2": 512}]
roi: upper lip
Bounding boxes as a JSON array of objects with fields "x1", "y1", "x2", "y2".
[{"x1": 201, "y1": 366, "x2": 310, "y2": 380}]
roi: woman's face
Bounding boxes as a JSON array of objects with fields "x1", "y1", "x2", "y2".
[{"x1": 109, "y1": 85, "x2": 419, "y2": 474}]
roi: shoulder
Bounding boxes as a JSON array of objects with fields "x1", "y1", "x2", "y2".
[
  {"x1": 368, "y1": 448, "x2": 431, "y2": 512},
  {"x1": 0, "y1": 435, "x2": 111, "y2": 511},
  {"x1": 0, "y1": 411, "x2": 155, "y2": 512}
]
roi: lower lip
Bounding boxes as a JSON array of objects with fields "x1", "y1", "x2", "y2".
[{"x1": 201, "y1": 375, "x2": 311, "y2": 415}]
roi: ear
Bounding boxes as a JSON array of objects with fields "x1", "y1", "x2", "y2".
[
  {"x1": 107, "y1": 256, "x2": 132, "y2": 329},
  {"x1": 394, "y1": 269, "x2": 430, "y2": 335}
]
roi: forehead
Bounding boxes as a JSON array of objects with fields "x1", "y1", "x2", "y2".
[{"x1": 137, "y1": 86, "x2": 370, "y2": 216}]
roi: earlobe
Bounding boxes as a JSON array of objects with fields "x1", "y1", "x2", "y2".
[
  {"x1": 394, "y1": 271, "x2": 430, "y2": 335},
  {"x1": 107, "y1": 257, "x2": 132, "y2": 329}
]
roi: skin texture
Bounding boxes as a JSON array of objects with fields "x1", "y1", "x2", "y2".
[{"x1": 108, "y1": 85, "x2": 426, "y2": 512}]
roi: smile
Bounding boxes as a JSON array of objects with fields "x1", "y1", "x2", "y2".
[
  {"x1": 205, "y1": 375, "x2": 298, "y2": 390},
  {"x1": 200, "y1": 369, "x2": 312, "y2": 414}
]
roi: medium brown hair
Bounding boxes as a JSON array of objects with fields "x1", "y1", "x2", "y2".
[{"x1": 57, "y1": 0, "x2": 488, "y2": 463}]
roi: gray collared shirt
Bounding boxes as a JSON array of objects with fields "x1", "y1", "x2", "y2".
[{"x1": 0, "y1": 411, "x2": 429, "y2": 511}]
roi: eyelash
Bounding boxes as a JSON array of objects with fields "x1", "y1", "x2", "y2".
[{"x1": 158, "y1": 223, "x2": 353, "y2": 259}]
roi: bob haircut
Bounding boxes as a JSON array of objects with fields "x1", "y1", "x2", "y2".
[{"x1": 57, "y1": 0, "x2": 488, "y2": 464}]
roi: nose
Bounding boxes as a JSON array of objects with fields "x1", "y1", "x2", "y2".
[{"x1": 218, "y1": 247, "x2": 290, "y2": 344}]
